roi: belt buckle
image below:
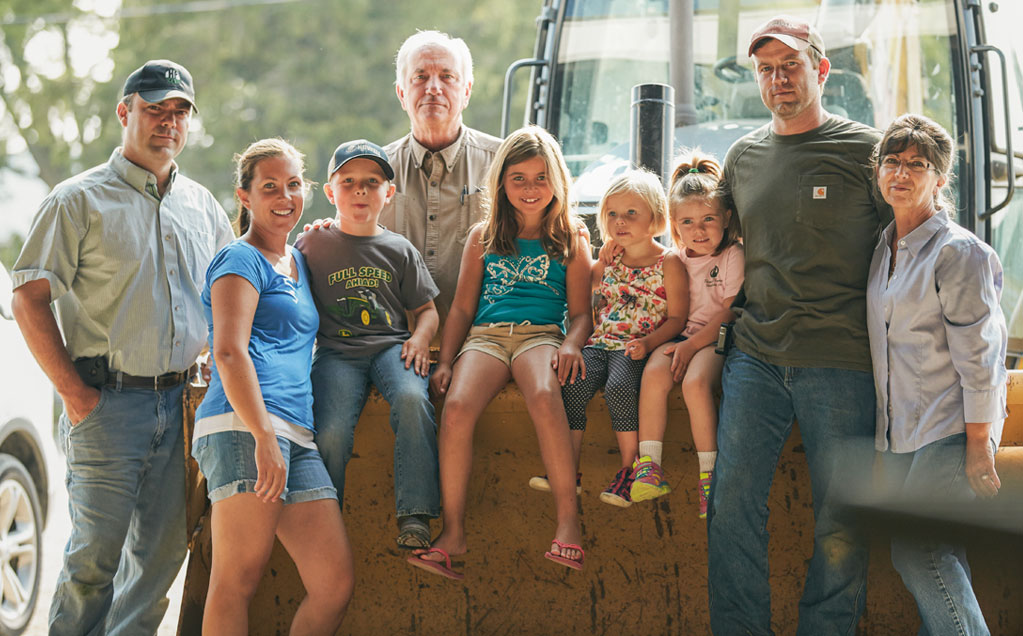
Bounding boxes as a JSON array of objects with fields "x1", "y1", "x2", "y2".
[{"x1": 154, "y1": 375, "x2": 160, "y2": 391}]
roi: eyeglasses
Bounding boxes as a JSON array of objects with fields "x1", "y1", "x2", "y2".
[{"x1": 879, "y1": 156, "x2": 934, "y2": 174}]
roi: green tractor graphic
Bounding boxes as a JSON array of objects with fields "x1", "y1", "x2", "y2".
[{"x1": 331, "y1": 290, "x2": 392, "y2": 336}]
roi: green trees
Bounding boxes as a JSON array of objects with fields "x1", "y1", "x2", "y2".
[{"x1": 1, "y1": 0, "x2": 538, "y2": 248}]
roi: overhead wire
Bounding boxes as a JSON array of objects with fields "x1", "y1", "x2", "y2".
[{"x1": 1, "y1": 0, "x2": 309, "y2": 26}]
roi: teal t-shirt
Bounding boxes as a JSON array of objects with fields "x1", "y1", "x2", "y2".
[{"x1": 475, "y1": 238, "x2": 567, "y2": 328}]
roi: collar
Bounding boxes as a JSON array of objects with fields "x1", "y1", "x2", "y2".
[
  {"x1": 882, "y1": 212, "x2": 948, "y2": 258},
  {"x1": 109, "y1": 148, "x2": 178, "y2": 197},
  {"x1": 410, "y1": 127, "x2": 466, "y2": 171}
]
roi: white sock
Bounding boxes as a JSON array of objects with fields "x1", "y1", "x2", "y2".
[
  {"x1": 638, "y1": 441, "x2": 663, "y2": 466},
  {"x1": 698, "y1": 451, "x2": 718, "y2": 474}
]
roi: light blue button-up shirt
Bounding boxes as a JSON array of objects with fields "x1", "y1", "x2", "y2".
[
  {"x1": 13, "y1": 148, "x2": 233, "y2": 376},
  {"x1": 866, "y1": 212, "x2": 1007, "y2": 453}
]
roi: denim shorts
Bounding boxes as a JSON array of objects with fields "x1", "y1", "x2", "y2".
[
  {"x1": 192, "y1": 430, "x2": 337, "y2": 505},
  {"x1": 458, "y1": 322, "x2": 564, "y2": 367}
]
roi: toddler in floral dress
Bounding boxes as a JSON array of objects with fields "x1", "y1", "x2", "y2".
[{"x1": 553, "y1": 170, "x2": 688, "y2": 507}]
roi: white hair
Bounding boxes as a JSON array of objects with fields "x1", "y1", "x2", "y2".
[{"x1": 394, "y1": 30, "x2": 474, "y2": 88}]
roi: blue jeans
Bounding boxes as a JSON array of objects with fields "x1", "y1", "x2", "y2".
[
  {"x1": 708, "y1": 349, "x2": 874, "y2": 636},
  {"x1": 192, "y1": 430, "x2": 337, "y2": 504},
  {"x1": 882, "y1": 434, "x2": 989, "y2": 636},
  {"x1": 310, "y1": 343, "x2": 439, "y2": 518},
  {"x1": 51, "y1": 385, "x2": 187, "y2": 636}
]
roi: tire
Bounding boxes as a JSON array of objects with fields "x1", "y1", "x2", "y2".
[{"x1": 0, "y1": 454, "x2": 42, "y2": 636}]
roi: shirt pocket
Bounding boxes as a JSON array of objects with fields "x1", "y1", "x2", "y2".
[
  {"x1": 459, "y1": 191, "x2": 487, "y2": 239},
  {"x1": 180, "y1": 228, "x2": 218, "y2": 284},
  {"x1": 796, "y1": 175, "x2": 845, "y2": 230}
]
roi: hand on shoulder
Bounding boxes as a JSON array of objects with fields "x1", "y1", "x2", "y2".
[{"x1": 301, "y1": 217, "x2": 335, "y2": 233}]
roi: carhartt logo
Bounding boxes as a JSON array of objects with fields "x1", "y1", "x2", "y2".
[
  {"x1": 165, "y1": 69, "x2": 183, "y2": 86},
  {"x1": 813, "y1": 186, "x2": 827, "y2": 199}
]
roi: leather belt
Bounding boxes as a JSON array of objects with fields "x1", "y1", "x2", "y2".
[{"x1": 105, "y1": 365, "x2": 196, "y2": 390}]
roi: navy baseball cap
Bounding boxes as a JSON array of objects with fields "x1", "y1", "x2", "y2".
[
  {"x1": 327, "y1": 140, "x2": 395, "y2": 180},
  {"x1": 122, "y1": 59, "x2": 197, "y2": 109}
]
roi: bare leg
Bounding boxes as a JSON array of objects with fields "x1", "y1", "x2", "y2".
[
  {"x1": 570, "y1": 429, "x2": 584, "y2": 470},
  {"x1": 614, "y1": 430, "x2": 639, "y2": 467},
  {"x1": 511, "y1": 345, "x2": 583, "y2": 561},
  {"x1": 637, "y1": 342, "x2": 676, "y2": 444},
  {"x1": 418, "y1": 351, "x2": 510, "y2": 560},
  {"x1": 276, "y1": 499, "x2": 354, "y2": 635},
  {"x1": 682, "y1": 346, "x2": 724, "y2": 451},
  {"x1": 203, "y1": 494, "x2": 282, "y2": 636}
]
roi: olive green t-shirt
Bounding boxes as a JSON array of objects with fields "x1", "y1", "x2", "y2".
[{"x1": 723, "y1": 116, "x2": 891, "y2": 371}]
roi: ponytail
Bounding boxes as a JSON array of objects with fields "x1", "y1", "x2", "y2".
[
  {"x1": 668, "y1": 148, "x2": 740, "y2": 254},
  {"x1": 234, "y1": 208, "x2": 250, "y2": 235}
]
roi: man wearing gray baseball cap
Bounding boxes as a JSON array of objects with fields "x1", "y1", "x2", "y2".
[
  {"x1": 11, "y1": 58, "x2": 232, "y2": 634},
  {"x1": 706, "y1": 16, "x2": 889, "y2": 635}
]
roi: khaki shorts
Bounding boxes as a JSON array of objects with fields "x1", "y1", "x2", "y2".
[{"x1": 458, "y1": 322, "x2": 564, "y2": 368}]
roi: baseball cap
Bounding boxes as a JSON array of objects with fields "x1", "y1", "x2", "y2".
[
  {"x1": 327, "y1": 140, "x2": 395, "y2": 180},
  {"x1": 122, "y1": 59, "x2": 197, "y2": 109},
  {"x1": 748, "y1": 16, "x2": 826, "y2": 58}
]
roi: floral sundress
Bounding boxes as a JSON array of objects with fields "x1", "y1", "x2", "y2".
[{"x1": 588, "y1": 252, "x2": 668, "y2": 349}]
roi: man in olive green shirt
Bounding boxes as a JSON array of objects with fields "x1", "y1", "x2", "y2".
[{"x1": 707, "y1": 17, "x2": 889, "y2": 636}]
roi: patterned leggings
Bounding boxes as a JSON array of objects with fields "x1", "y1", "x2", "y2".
[{"x1": 560, "y1": 347, "x2": 646, "y2": 432}]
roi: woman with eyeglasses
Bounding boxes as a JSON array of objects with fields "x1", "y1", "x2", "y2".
[{"x1": 866, "y1": 113, "x2": 1007, "y2": 635}]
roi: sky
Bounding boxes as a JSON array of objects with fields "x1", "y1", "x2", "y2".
[
  {"x1": 0, "y1": 0, "x2": 122, "y2": 240},
  {"x1": 0, "y1": 161, "x2": 49, "y2": 241}
]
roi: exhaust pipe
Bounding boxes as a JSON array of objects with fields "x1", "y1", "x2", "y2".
[{"x1": 630, "y1": 83, "x2": 675, "y2": 187}]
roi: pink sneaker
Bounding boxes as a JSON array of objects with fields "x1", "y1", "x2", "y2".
[
  {"x1": 629, "y1": 456, "x2": 671, "y2": 502},
  {"x1": 598, "y1": 466, "x2": 634, "y2": 508},
  {"x1": 698, "y1": 471, "x2": 713, "y2": 519}
]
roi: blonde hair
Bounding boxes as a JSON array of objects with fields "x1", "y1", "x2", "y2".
[
  {"x1": 233, "y1": 138, "x2": 309, "y2": 235},
  {"x1": 668, "y1": 148, "x2": 740, "y2": 255},
  {"x1": 479, "y1": 125, "x2": 580, "y2": 261},
  {"x1": 597, "y1": 170, "x2": 668, "y2": 243}
]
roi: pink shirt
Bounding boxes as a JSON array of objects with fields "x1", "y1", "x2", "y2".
[{"x1": 681, "y1": 243, "x2": 744, "y2": 337}]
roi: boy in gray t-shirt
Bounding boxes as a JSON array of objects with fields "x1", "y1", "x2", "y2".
[{"x1": 296, "y1": 140, "x2": 440, "y2": 548}]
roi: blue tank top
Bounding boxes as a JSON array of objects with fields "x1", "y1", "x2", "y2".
[{"x1": 475, "y1": 238, "x2": 567, "y2": 328}]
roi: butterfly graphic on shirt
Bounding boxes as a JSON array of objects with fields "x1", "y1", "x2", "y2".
[{"x1": 482, "y1": 254, "x2": 557, "y2": 303}]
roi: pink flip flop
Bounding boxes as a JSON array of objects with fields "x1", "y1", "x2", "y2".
[
  {"x1": 544, "y1": 538, "x2": 585, "y2": 571},
  {"x1": 407, "y1": 548, "x2": 465, "y2": 580}
]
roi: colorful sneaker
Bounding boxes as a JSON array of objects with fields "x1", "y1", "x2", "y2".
[
  {"x1": 598, "y1": 466, "x2": 634, "y2": 508},
  {"x1": 698, "y1": 471, "x2": 713, "y2": 519},
  {"x1": 630, "y1": 455, "x2": 671, "y2": 502},
  {"x1": 528, "y1": 472, "x2": 582, "y2": 494}
]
